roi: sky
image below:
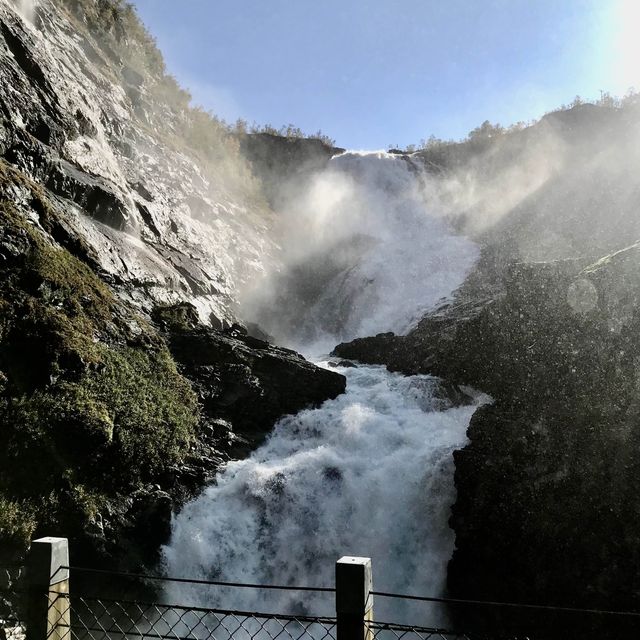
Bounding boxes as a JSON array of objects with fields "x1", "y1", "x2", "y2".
[{"x1": 131, "y1": 0, "x2": 640, "y2": 150}]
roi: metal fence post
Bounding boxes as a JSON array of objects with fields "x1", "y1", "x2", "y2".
[
  {"x1": 26, "y1": 537, "x2": 70, "y2": 640},
  {"x1": 336, "y1": 556, "x2": 373, "y2": 640}
]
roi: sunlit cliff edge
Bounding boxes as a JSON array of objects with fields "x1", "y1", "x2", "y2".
[{"x1": 0, "y1": 0, "x2": 344, "y2": 571}]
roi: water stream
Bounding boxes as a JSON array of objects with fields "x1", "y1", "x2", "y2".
[{"x1": 161, "y1": 152, "x2": 482, "y2": 625}]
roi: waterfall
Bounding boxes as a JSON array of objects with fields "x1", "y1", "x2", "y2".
[
  {"x1": 161, "y1": 152, "x2": 481, "y2": 625},
  {"x1": 242, "y1": 151, "x2": 478, "y2": 351},
  {"x1": 16, "y1": 0, "x2": 37, "y2": 24}
]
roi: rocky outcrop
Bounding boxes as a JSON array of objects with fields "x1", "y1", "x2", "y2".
[
  {"x1": 335, "y1": 244, "x2": 640, "y2": 633},
  {"x1": 154, "y1": 302, "x2": 346, "y2": 459},
  {"x1": 0, "y1": 0, "x2": 347, "y2": 574},
  {"x1": 168, "y1": 325, "x2": 346, "y2": 446},
  {"x1": 239, "y1": 133, "x2": 344, "y2": 208}
]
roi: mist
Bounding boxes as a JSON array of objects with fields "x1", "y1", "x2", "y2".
[
  {"x1": 237, "y1": 99, "x2": 640, "y2": 355},
  {"x1": 15, "y1": 0, "x2": 36, "y2": 23},
  {"x1": 425, "y1": 101, "x2": 640, "y2": 263},
  {"x1": 239, "y1": 150, "x2": 478, "y2": 351}
]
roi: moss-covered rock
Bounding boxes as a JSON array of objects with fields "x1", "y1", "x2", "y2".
[{"x1": 0, "y1": 164, "x2": 198, "y2": 563}]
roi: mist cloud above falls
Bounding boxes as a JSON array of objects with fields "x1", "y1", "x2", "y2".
[
  {"x1": 440, "y1": 104, "x2": 640, "y2": 262},
  {"x1": 15, "y1": 0, "x2": 37, "y2": 24},
  {"x1": 430, "y1": 123, "x2": 567, "y2": 238},
  {"x1": 240, "y1": 151, "x2": 479, "y2": 351},
  {"x1": 240, "y1": 103, "x2": 640, "y2": 351}
]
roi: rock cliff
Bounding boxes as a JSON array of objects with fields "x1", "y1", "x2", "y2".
[
  {"x1": 0, "y1": 0, "x2": 345, "y2": 573},
  {"x1": 1, "y1": 0, "x2": 275, "y2": 326},
  {"x1": 335, "y1": 103, "x2": 640, "y2": 634}
]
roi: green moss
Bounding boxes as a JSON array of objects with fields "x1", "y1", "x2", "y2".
[
  {"x1": 0, "y1": 175, "x2": 199, "y2": 551},
  {"x1": 27, "y1": 243, "x2": 113, "y2": 321},
  {"x1": 83, "y1": 346, "x2": 197, "y2": 479},
  {"x1": 152, "y1": 302, "x2": 200, "y2": 332}
]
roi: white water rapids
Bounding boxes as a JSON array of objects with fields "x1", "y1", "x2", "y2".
[{"x1": 161, "y1": 152, "x2": 482, "y2": 625}]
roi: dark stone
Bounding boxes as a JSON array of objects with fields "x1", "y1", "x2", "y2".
[
  {"x1": 327, "y1": 359, "x2": 357, "y2": 368},
  {"x1": 225, "y1": 322, "x2": 247, "y2": 336},
  {"x1": 152, "y1": 302, "x2": 200, "y2": 331},
  {"x1": 239, "y1": 132, "x2": 344, "y2": 208},
  {"x1": 167, "y1": 325, "x2": 346, "y2": 438},
  {"x1": 0, "y1": 19, "x2": 47, "y2": 88},
  {"x1": 131, "y1": 181, "x2": 153, "y2": 201},
  {"x1": 45, "y1": 160, "x2": 131, "y2": 230},
  {"x1": 128, "y1": 489, "x2": 173, "y2": 551},
  {"x1": 75, "y1": 109, "x2": 97, "y2": 137},
  {"x1": 135, "y1": 201, "x2": 160, "y2": 238},
  {"x1": 245, "y1": 322, "x2": 274, "y2": 343}
]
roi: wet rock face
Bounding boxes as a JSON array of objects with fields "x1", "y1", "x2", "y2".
[
  {"x1": 335, "y1": 245, "x2": 640, "y2": 625},
  {"x1": 0, "y1": 0, "x2": 346, "y2": 572},
  {"x1": 164, "y1": 315, "x2": 347, "y2": 453},
  {"x1": 0, "y1": 0, "x2": 276, "y2": 326}
]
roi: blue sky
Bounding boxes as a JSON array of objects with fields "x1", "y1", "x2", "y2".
[{"x1": 132, "y1": 0, "x2": 638, "y2": 149}]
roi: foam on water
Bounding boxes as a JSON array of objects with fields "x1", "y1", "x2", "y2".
[
  {"x1": 162, "y1": 152, "x2": 481, "y2": 625},
  {"x1": 163, "y1": 364, "x2": 484, "y2": 623}
]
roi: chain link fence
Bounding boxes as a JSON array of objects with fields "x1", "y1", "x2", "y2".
[
  {"x1": 48, "y1": 591, "x2": 337, "y2": 640},
  {"x1": 12, "y1": 540, "x2": 640, "y2": 640}
]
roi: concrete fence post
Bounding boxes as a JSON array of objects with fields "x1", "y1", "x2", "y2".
[
  {"x1": 335, "y1": 556, "x2": 373, "y2": 640},
  {"x1": 26, "y1": 537, "x2": 70, "y2": 640}
]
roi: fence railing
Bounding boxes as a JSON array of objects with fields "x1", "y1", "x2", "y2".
[
  {"x1": 51, "y1": 594, "x2": 337, "y2": 640},
  {"x1": 4, "y1": 537, "x2": 640, "y2": 640}
]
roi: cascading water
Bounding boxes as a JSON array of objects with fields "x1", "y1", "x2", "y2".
[
  {"x1": 161, "y1": 152, "x2": 482, "y2": 625},
  {"x1": 242, "y1": 151, "x2": 478, "y2": 350},
  {"x1": 15, "y1": 0, "x2": 37, "y2": 24}
]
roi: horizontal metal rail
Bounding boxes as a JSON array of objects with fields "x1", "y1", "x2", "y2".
[
  {"x1": 370, "y1": 590, "x2": 640, "y2": 618},
  {"x1": 60, "y1": 566, "x2": 640, "y2": 619},
  {"x1": 366, "y1": 619, "x2": 522, "y2": 640},
  {"x1": 62, "y1": 566, "x2": 335, "y2": 593},
  {"x1": 50, "y1": 591, "x2": 335, "y2": 622}
]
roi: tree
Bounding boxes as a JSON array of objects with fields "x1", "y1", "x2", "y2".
[{"x1": 467, "y1": 120, "x2": 504, "y2": 141}]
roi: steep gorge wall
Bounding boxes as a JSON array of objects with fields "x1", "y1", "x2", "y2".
[
  {"x1": 1, "y1": 0, "x2": 275, "y2": 326},
  {"x1": 0, "y1": 0, "x2": 345, "y2": 573},
  {"x1": 335, "y1": 103, "x2": 640, "y2": 631}
]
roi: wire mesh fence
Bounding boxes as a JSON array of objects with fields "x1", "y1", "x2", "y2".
[
  {"x1": 370, "y1": 589, "x2": 640, "y2": 640},
  {"x1": 37, "y1": 569, "x2": 640, "y2": 640},
  {"x1": 50, "y1": 591, "x2": 337, "y2": 640},
  {"x1": 10, "y1": 551, "x2": 640, "y2": 640}
]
